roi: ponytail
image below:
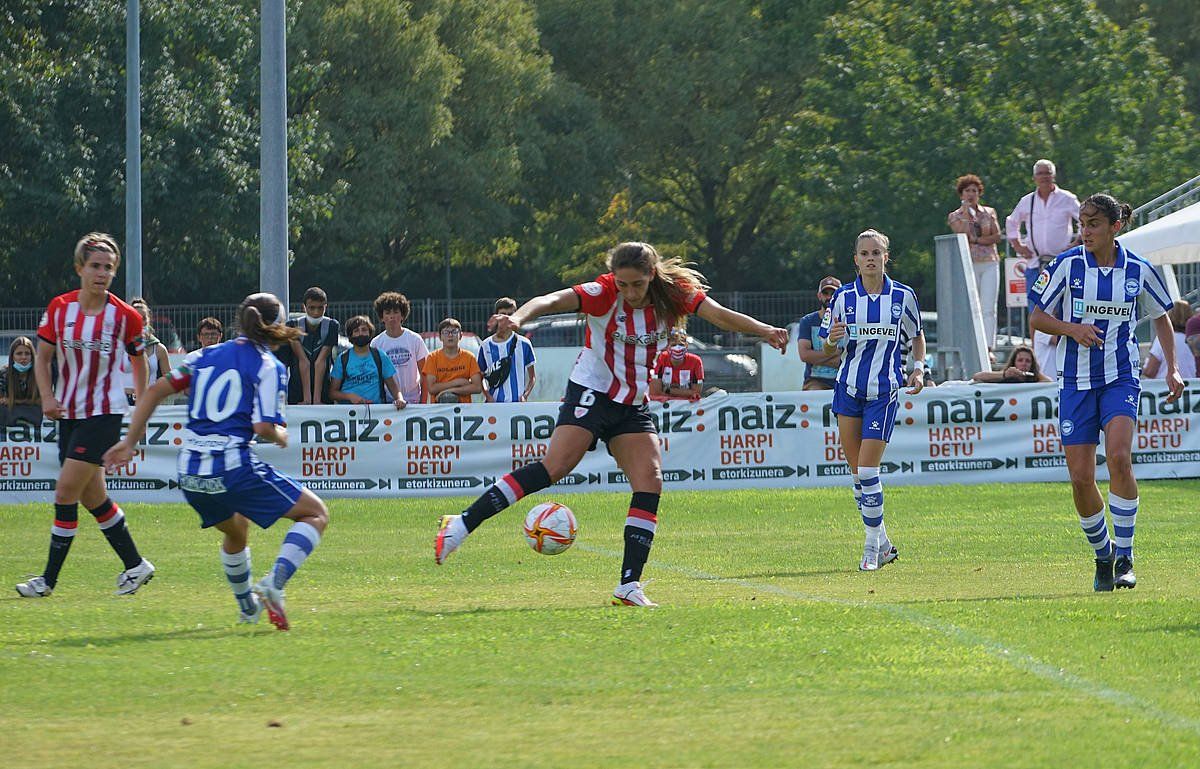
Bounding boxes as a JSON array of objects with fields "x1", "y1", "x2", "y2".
[{"x1": 238, "y1": 293, "x2": 301, "y2": 347}]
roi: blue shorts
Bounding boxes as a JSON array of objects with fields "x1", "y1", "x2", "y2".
[
  {"x1": 831, "y1": 384, "x2": 899, "y2": 442},
  {"x1": 181, "y1": 458, "x2": 304, "y2": 529},
  {"x1": 1058, "y1": 380, "x2": 1140, "y2": 446}
]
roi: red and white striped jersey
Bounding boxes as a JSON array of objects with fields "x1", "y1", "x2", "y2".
[
  {"x1": 37, "y1": 290, "x2": 144, "y2": 419},
  {"x1": 570, "y1": 273, "x2": 706, "y2": 405}
]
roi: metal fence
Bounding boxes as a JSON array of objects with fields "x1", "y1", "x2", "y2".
[{"x1": 0, "y1": 291, "x2": 823, "y2": 350}]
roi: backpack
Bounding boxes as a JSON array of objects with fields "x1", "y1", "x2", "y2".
[
  {"x1": 339, "y1": 347, "x2": 388, "y2": 403},
  {"x1": 483, "y1": 336, "x2": 519, "y2": 392}
]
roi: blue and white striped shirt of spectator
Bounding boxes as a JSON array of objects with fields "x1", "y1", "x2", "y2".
[
  {"x1": 1032, "y1": 241, "x2": 1172, "y2": 391},
  {"x1": 819, "y1": 276, "x2": 922, "y2": 400},
  {"x1": 166, "y1": 337, "x2": 287, "y2": 476},
  {"x1": 477, "y1": 333, "x2": 536, "y2": 403}
]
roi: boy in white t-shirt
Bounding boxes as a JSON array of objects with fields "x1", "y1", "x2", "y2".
[{"x1": 370, "y1": 291, "x2": 427, "y2": 405}]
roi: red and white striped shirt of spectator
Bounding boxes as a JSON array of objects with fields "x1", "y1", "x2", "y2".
[
  {"x1": 37, "y1": 290, "x2": 145, "y2": 419},
  {"x1": 652, "y1": 349, "x2": 704, "y2": 392},
  {"x1": 570, "y1": 273, "x2": 706, "y2": 405}
]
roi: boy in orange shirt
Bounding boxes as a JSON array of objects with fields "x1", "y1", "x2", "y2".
[{"x1": 422, "y1": 318, "x2": 483, "y2": 403}]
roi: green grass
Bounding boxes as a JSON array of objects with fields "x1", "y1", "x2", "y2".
[{"x1": 3, "y1": 482, "x2": 1200, "y2": 768}]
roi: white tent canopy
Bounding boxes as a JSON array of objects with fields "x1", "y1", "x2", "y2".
[{"x1": 1119, "y1": 201, "x2": 1200, "y2": 265}]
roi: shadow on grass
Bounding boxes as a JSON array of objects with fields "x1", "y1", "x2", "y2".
[
  {"x1": 889, "y1": 592, "x2": 1090, "y2": 605},
  {"x1": 708, "y1": 569, "x2": 852, "y2": 579},
  {"x1": 49, "y1": 625, "x2": 251, "y2": 648}
]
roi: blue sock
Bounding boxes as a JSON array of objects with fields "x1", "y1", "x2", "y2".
[
  {"x1": 858, "y1": 466, "x2": 884, "y2": 547},
  {"x1": 273, "y1": 522, "x2": 321, "y2": 589},
  {"x1": 220, "y1": 547, "x2": 256, "y2": 614},
  {"x1": 1109, "y1": 493, "x2": 1138, "y2": 559},
  {"x1": 1079, "y1": 510, "x2": 1112, "y2": 559}
]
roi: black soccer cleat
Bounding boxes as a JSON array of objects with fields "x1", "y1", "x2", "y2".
[
  {"x1": 1093, "y1": 556, "x2": 1115, "y2": 592},
  {"x1": 1114, "y1": 555, "x2": 1137, "y2": 589}
]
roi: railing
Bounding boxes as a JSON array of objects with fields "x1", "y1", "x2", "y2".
[
  {"x1": 0, "y1": 291, "x2": 823, "y2": 351},
  {"x1": 1130, "y1": 173, "x2": 1200, "y2": 229}
]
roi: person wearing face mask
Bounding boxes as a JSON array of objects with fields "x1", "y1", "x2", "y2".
[
  {"x1": 795, "y1": 276, "x2": 843, "y2": 391},
  {"x1": 649, "y1": 329, "x2": 703, "y2": 401},
  {"x1": 279, "y1": 286, "x2": 338, "y2": 405},
  {"x1": 328, "y1": 316, "x2": 406, "y2": 409},
  {"x1": 1, "y1": 336, "x2": 43, "y2": 426}
]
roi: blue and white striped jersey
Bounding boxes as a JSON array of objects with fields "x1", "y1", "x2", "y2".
[
  {"x1": 819, "y1": 276, "x2": 922, "y2": 400},
  {"x1": 1032, "y1": 242, "x2": 1172, "y2": 390},
  {"x1": 166, "y1": 337, "x2": 287, "y2": 475},
  {"x1": 477, "y1": 333, "x2": 536, "y2": 403}
]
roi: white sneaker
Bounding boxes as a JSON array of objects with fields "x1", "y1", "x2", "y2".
[
  {"x1": 435, "y1": 514, "x2": 468, "y2": 565},
  {"x1": 238, "y1": 592, "x2": 264, "y2": 624},
  {"x1": 859, "y1": 543, "x2": 880, "y2": 572},
  {"x1": 115, "y1": 559, "x2": 156, "y2": 595},
  {"x1": 877, "y1": 541, "x2": 899, "y2": 568},
  {"x1": 612, "y1": 581, "x2": 658, "y2": 607},
  {"x1": 252, "y1": 575, "x2": 288, "y2": 631},
  {"x1": 16, "y1": 575, "x2": 52, "y2": 598}
]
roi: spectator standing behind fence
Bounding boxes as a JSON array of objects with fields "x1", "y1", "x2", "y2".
[
  {"x1": 117, "y1": 298, "x2": 170, "y2": 404},
  {"x1": 1185, "y1": 305, "x2": 1200, "y2": 375},
  {"x1": 971, "y1": 345, "x2": 1052, "y2": 383},
  {"x1": 1006, "y1": 159, "x2": 1080, "y2": 378},
  {"x1": 948, "y1": 174, "x2": 1003, "y2": 359},
  {"x1": 371, "y1": 291, "x2": 428, "y2": 406},
  {"x1": 329, "y1": 315, "x2": 405, "y2": 408},
  {"x1": 1142, "y1": 301, "x2": 1196, "y2": 380},
  {"x1": 796, "y1": 276, "x2": 843, "y2": 390},
  {"x1": 478, "y1": 298, "x2": 536, "y2": 403},
  {"x1": 649, "y1": 329, "x2": 703, "y2": 401},
  {"x1": 1, "y1": 336, "x2": 42, "y2": 426},
  {"x1": 195, "y1": 317, "x2": 224, "y2": 350},
  {"x1": 422, "y1": 318, "x2": 483, "y2": 404},
  {"x1": 283, "y1": 287, "x2": 339, "y2": 404}
]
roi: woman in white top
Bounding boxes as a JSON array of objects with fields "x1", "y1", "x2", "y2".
[
  {"x1": 1143, "y1": 301, "x2": 1196, "y2": 379},
  {"x1": 119, "y1": 298, "x2": 170, "y2": 402}
]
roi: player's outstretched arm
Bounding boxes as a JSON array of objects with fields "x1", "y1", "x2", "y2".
[
  {"x1": 103, "y1": 377, "x2": 176, "y2": 470},
  {"x1": 694, "y1": 296, "x2": 788, "y2": 352},
  {"x1": 491, "y1": 288, "x2": 579, "y2": 334}
]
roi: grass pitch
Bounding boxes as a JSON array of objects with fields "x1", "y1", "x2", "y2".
[{"x1": 3, "y1": 482, "x2": 1200, "y2": 768}]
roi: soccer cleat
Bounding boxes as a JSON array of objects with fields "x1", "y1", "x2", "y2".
[
  {"x1": 1093, "y1": 555, "x2": 1115, "y2": 592},
  {"x1": 15, "y1": 575, "x2": 52, "y2": 598},
  {"x1": 1114, "y1": 556, "x2": 1137, "y2": 589},
  {"x1": 238, "y1": 593, "x2": 264, "y2": 624},
  {"x1": 435, "y1": 514, "x2": 468, "y2": 565},
  {"x1": 877, "y1": 542, "x2": 899, "y2": 569},
  {"x1": 252, "y1": 576, "x2": 288, "y2": 631},
  {"x1": 612, "y1": 581, "x2": 658, "y2": 607},
  {"x1": 115, "y1": 559, "x2": 156, "y2": 595},
  {"x1": 859, "y1": 543, "x2": 880, "y2": 572}
]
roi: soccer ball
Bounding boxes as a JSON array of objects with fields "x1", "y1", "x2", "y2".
[{"x1": 522, "y1": 502, "x2": 578, "y2": 555}]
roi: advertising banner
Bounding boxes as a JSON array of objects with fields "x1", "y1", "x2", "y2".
[{"x1": 0, "y1": 382, "x2": 1196, "y2": 503}]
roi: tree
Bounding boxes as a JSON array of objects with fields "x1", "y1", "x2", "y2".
[{"x1": 0, "y1": 0, "x2": 334, "y2": 306}]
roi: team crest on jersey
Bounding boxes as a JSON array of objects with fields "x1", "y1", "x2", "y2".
[
  {"x1": 574, "y1": 407, "x2": 589, "y2": 419},
  {"x1": 1032, "y1": 270, "x2": 1051, "y2": 293},
  {"x1": 1124, "y1": 279, "x2": 1140, "y2": 296},
  {"x1": 1061, "y1": 419, "x2": 1074, "y2": 436},
  {"x1": 890, "y1": 303, "x2": 903, "y2": 319},
  {"x1": 581, "y1": 282, "x2": 603, "y2": 296}
]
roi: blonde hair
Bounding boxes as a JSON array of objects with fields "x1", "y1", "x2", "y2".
[
  {"x1": 1167, "y1": 300, "x2": 1192, "y2": 333},
  {"x1": 855, "y1": 229, "x2": 890, "y2": 251},
  {"x1": 73, "y1": 232, "x2": 121, "y2": 268},
  {"x1": 607, "y1": 242, "x2": 709, "y2": 329}
]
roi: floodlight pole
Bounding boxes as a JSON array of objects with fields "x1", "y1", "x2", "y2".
[
  {"x1": 124, "y1": 0, "x2": 142, "y2": 299},
  {"x1": 260, "y1": 0, "x2": 290, "y2": 309}
]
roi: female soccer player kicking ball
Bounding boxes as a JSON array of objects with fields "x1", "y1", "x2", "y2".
[
  {"x1": 105, "y1": 293, "x2": 330, "y2": 629},
  {"x1": 1029, "y1": 194, "x2": 1184, "y2": 591},
  {"x1": 17, "y1": 233, "x2": 155, "y2": 598},
  {"x1": 820, "y1": 229, "x2": 926, "y2": 571},
  {"x1": 435, "y1": 242, "x2": 789, "y2": 607}
]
